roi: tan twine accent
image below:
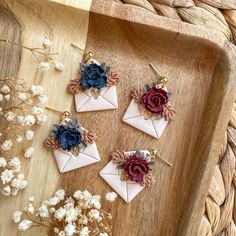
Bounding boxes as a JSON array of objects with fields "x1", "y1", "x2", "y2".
[{"x1": 113, "y1": 0, "x2": 236, "y2": 234}]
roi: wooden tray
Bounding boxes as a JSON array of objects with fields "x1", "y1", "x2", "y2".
[{"x1": 0, "y1": 0, "x2": 236, "y2": 235}]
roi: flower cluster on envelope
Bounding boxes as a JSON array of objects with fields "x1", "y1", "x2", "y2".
[
  {"x1": 100, "y1": 150, "x2": 156, "y2": 203},
  {"x1": 43, "y1": 115, "x2": 100, "y2": 173},
  {"x1": 123, "y1": 82, "x2": 176, "y2": 139},
  {"x1": 67, "y1": 54, "x2": 119, "y2": 112}
]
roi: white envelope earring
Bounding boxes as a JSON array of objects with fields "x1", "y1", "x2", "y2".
[
  {"x1": 123, "y1": 63, "x2": 176, "y2": 139},
  {"x1": 67, "y1": 44, "x2": 119, "y2": 112},
  {"x1": 100, "y1": 149, "x2": 172, "y2": 203},
  {"x1": 43, "y1": 110, "x2": 100, "y2": 173}
]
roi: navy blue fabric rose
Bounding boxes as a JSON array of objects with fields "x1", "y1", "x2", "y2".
[
  {"x1": 80, "y1": 63, "x2": 107, "y2": 90},
  {"x1": 54, "y1": 125, "x2": 82, "y2": 151}
]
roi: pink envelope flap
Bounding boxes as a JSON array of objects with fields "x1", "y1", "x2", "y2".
[
  {"x1": 75, "y1": 86, "x2": 118, "y2": 112},
  {"x1": 122, "y1": 99, "x2": 168, "y2": 139},
  {"x1": 53, "y1": 142, "x2": 100, "y2": 173}
]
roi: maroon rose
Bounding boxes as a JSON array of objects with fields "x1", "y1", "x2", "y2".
[
  {"x1": 123, "y1": 155, "x2": 150, "y2": 183},
  {"x1": 141, "y1": 87, "x2": 168, "y2": 115}
]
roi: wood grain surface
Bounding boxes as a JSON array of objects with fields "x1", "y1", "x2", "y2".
[{"x1": 0, "y1": 0, "x2": 236, "y2": 236}]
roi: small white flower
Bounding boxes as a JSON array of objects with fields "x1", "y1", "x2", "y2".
[
  {"x1": 24, "y1": 203, "x2": 34, "y2": 214},
  {"x1": 64, "y1": 223, "x2": 76, "y2": 236},
  {"x1": 99, "y1": 233, "x2": 108, "y2": 236},
  {"x1": 28, "y1": 196, "x2": 34, "y2": 202},
  {"x1": 18, "y1": 92, "x2": 27, "y2": 101},
  {"x1": 42, "y1": 38, "x2": 51, "y2": 49},
  {"x1": 24, "y1": 115, "x2": 36, "y2": 126},
  {"x1": 78, "y1": 215, "x2": 88, "y2": 225},
  {"x1": 16, "y1": 135, "x2": 23, "y2": 142},
  {"x1": 48, "y1": 196, "x2": 61, "y2": 206},
  {"x1": 0, "y1": 94, "x2": 3, "y2": 101},
  {"x1": 105, "y1": 192, "x2": 117, "y2": 202},
  {"x1": 16, "y1": 116, "x2": 25, "y2": 125},
  {"x1": 90, "y1": 195, "x2": 101, "y2": 208},
  {"x1": 35, "y1": 113, "x2": 47, "y2": 124},
  {"x1": 12, "y1": 210, "x2": 22, "y2": 223},
  {"x1": 54, "y1": 207, "x2": 66, "y2": 221},
  {"x1": 11, "y1": 177, "x2": 27, "y2": 190},
  {"x1": 87, "y1": 209, "x2": 100, "y2": 221},
  {"x1": 38, "y1": 62, "x2": 50, "y2": 71},
  {"x1": 31, "y1": 85, "x2": 43, "y2": 95},
  {"x1": 58, "y1": 231, "x2": 66, "y2": 236},
  {"x1": 55, "y1": 62, "x2": 64, "y2": 71},
  {"x1": 73, "y1": 190, "x2": 82, "y2": 200},
  {"x1": 55, "y1": 189, "x2": 66, "y2": 200},
  {"x1": 17, "y1": 173, "x2": 25, "y2": 180},
  {"x1": 49, "y1": 207, "x2": 55, "y2": 213},
  {"x1": 38, "y1": 94, "x2": 48, "y2": 104},
  {"x1": 0, "y1": 157, "x2": 7, "y2": 167},
  {"x1": 32, "y1": 106, "x2": 43, "y2": 115},
  {"x1": 65, "y1": 206, "x2": 80, "y2": 223},
  {"x1": 24, "y1": 147, "x2": 34, "y2": 158},
  {"x1": 8, "y1": 157, "x2": 21, "y2": 171},
  {"x1": 5, "y1": 111, "x2": 16, "y2": 121},
  {"x1": 25, "y1": 130, "x2": 34, "y2": 140},
  {"x1": 1, "y1": 139, "x2": 13, "y2": 151},
  {"x1": 38, "y1": 204, "x2": 49, "y2": 218},
  {"x1": 79, "y1": 227, "x2": 89, "y2": 236},
  {"x1": 4, "y1": 94, "x2": 10, "y2": 101},
  {"x1": 0, "y1": 84, "x2": 10, "y2": 94},
  {"x1": 18, "y1": 219, "x2": 32, "y2": 231},
  {"x1": 54, "y1": 227, "x2": 60, "y2": 234},
  {"x1": 2, "y1": 185, "x2": 11, "y2": 196},
  {"x1": 1, "y1": 169, "x2": 14, "y2": 184},
  {"x1": 94, "y1": 202, "x2": 101, "y2": 209}
]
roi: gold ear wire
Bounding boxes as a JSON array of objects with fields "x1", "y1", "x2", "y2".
[
  {"x1": 149, "y1": 149, "x2": 173, "y2": 168},
  {"x1": 45, "y1": 106, "x2": 70, "y2": 121},
  {"x1": 149, "y1": 63, "x2": 168, "y2": 85},
  {"x1": 71, "y1": 43, "x2": 93, "y2": 63}
]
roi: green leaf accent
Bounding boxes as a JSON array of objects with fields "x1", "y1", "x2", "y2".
[{"x1": 144, "y1": 84, "x2": 149, "y2": 92}]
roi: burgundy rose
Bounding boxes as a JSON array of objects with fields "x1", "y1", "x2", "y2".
[
  {"x1": 123, "y1": 155, "x2": 150, "y2": 183},
  {"x1": 141, "y1": 87, "x2": 168, "y2": 114}
]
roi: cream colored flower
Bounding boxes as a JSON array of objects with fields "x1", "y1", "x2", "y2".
[{"x1": 105, "y1": 192, "x2": 117, "y2": 202}]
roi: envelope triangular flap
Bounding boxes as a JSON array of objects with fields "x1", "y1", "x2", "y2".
[
  {"x1": 62, "y1": 152, "x2": 99, "y2": 173},
  {"x1": 102, "y1": 85, "x2": 118, "y2": 107},
  {"x1": 81, "y1": 142, "x2": 100, "y2": 161},
  {"x1": 152, "y1": 118, "x2": 168, "y2": 137},
  {"x1": 100, "y1": 161, "x2": 119, "y2": 175},
  {"x1": 123, "y1": 99, "x2": 141, "y2": 120},
  {"x1": 53, "y1": 149, "x2": 72, "y2": 173},
  {"x1": 100, "y1": 173, "x2": 128, "y2": 202},
  {"x1": 126, "y1": 182, "x2": 145, "y2": 203}
]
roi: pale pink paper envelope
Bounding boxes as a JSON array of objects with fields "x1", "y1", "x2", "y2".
[
  {"x1": 53, "y1": 142, "x2": 100, "y2": 173},
  {"x1": 122, "y1": 99, "x2": 168, "y2": 139},
  {"x1": 100, "y1": 150, "x2": 151, "y2": 203},
  {"x1": 75, "y1": 85, "x2": 118, "y2": 112}
]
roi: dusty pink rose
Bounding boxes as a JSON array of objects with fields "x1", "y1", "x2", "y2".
[
  {"x1": 123, "y1": 155, "x2": 150, "y2": 183},
  {"x1": 141, "y1": 87, "x2": 168, "y2": 114}
]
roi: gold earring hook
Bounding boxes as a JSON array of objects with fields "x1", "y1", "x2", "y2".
[
  {"x1": 149, "y1": 149, "x2": 173, "y2": 168},
  {"x1": 71, "y1": 43, "x2": 93, "y2": 63},
  {"x1": 45, "y1": 106, "x2": 70, "y2": 121},
  {"x1": 149, "y1": 63, "x2": 168, "y2": 85}
]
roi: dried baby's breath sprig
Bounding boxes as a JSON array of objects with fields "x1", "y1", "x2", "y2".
[
  {"x1": 12, "y1": 189, "x2": 114, "y2": 236},
  {"x1": 111, "y1": 150, "x2": 128, "y2": 164},
  {"x1": 131, "y1": 88, "x2": 144, "y2": 103},
  {"x1": 0, "y1": 157, "x2": 27, "y2": 196},
  {"x1": 0, "y1": 39, "x2": 63, "y2": 72},
  {"x1": 0, "y1": 77, "x2": 48, "y2": 196}
]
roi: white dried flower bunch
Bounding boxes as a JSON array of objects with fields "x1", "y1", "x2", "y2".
[
  {"x1": 0, "y1": 77, "x2": 48, "y2": 196},
  {"x1": 0, "y1": 39, "x2": 63, "y2": 72},
  {"x1": 0, "y1": 157, "x2": 27, "y2": 196},
  {"x1": 12, "y1": 189, "x2": 116, "y2": 236}
]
